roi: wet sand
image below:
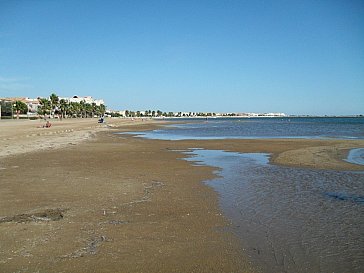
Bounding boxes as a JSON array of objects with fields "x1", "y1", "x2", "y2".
[{"x1": 1, "y1": 119, "x2": 363, "y2": 272}]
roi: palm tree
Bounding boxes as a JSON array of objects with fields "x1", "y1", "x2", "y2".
[
  {"x1": 13, "y1": 100, "x2": 28, "y2": 119},
  {"x1": 85, "y1": 103, "x2": 92, "y2": 118},
  {"x1": 49, "y1": 93, "x2": 59, "y2": 118},
  {"x1": 38, "y1": 98, "x2": 51, "y2": 117},
  {"x1": 99, "y1": 104, "x2": 106, "y2": 116},
  {"x1": 79, "y1": 100, "x2": 86, "y2": 118},
  {"x1": 69, "y1": 102, "x2": 80, "y2": 118},
  {"x1": 91, "y1": 103, "x2": 97, "y2": 118},
  {"x1": 59, "y1": 99, "x2": 69, "y2": 118}
]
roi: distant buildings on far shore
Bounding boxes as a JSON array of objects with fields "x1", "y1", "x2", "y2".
[
  {"x1": 106, "y1": 110, "x2": 286, "y2": 118},
  {"x1": 221, "y1": 112, "x2": 286, "y2": 117}
]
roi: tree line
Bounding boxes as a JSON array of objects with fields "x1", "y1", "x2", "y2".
[
  {"x1": 1, "y1": 93, "x2": 106, "y2": 119},
  {"x1": 38, "y1": 93, "x2": 106, "y2": 118},
  {"x1": 114, "y1": 110, "x2": 217, "y2": 118}
]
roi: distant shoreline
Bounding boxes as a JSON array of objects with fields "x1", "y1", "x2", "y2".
[
  {"x1": 153, "y1": 115, "x2": 364, "y2": 119},
  {"x1": 1, "y1": 114, "x2": 362, "y2": 121}
]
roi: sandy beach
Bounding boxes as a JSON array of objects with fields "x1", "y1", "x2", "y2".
[{"x1": 1, "y1": 119, "x2": 363, "y2": 273}]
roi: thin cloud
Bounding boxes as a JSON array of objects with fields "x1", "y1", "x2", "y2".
[
  {"x1": 0, "y1": 76, "x2": 29, "y2": 82},
  {"x1": 0, "y1": 76, "x2": 31, "y2": 93}
]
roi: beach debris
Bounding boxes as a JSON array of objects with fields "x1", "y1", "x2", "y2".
[
  {"x1": 109, "y1": 220, "x2": 129, "y2": 225},
  {"x1": 143, "y1": 181, "x2": 164, "y2": 195},
  {"x1": 61, "y1": 235, "x2": 108, "y2": 258},
  {"x1": 0, "y1": 208, "x2": 66, "y2": 224},
  {"x1": 101, "y1": 209, "x2": 117, "y2": 216},
  {"x1": 121, "y1": 180, "x2": 164, "y2": 207},
  {"x1": 324, "y1": 192, "x2": 364, "y2": 204}
]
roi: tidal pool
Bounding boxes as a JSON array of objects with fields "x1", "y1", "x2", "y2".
[
  {"x1": 182, "y1": 149, "x2": 364, "y2": 273},
  {"x1": 346, "y1": 148, "x2": 364, "y2": 166}
]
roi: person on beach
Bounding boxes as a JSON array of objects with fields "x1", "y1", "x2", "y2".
[
  {"x1": 37, "y1": 120, "x2": 51, "y2": 128},
  {"x1": 41, "y1": 121, "x2": 52, "y2": 128}
]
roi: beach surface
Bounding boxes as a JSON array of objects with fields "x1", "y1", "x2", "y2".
[{"x1": 1, "y1": 119, "x2": 363, "y2": 273}]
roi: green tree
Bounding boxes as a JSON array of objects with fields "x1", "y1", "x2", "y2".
[
  {"x1": 59, "y1": 99, "x2": 69, "y2": 118},
  {"x1": 13, "y1": 100, "x2": 28, "y2": 119},
  {"x1": 49, "y1": 93, "x2": 59, "y2": 118},
  {"x1": 91, "y1": 103, "x2": 97, "y2": 118},
  {"x1": 69, "y1": 102, "x2": 80, "y2": 117},
  {"x1": 38, "y1": 98, "x2": 51, "y2": 117},
  {"x1": 85, "y1": 103, "x2": 92, "y2": 118},
  {"x1": 99, "y1": 104, "x2": 106, "y2": 116},
  {"x1": 79, "y1": 100, "x2": 86, "y2": 118}
]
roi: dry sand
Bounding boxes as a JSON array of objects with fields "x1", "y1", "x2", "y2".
[
  {"x1": 0, "y1": 119, "x2": 363, "y2": 273},
  {"x1": 0, "y1": 118, "x2": 158, "y2": 158}
]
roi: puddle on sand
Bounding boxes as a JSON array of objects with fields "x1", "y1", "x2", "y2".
[
  {"x1": 182, "y1": 149, "x2": 364, "y2": 273},
  {"x1": 346, "y1": 148, "x2": 364, "y2": 166}
]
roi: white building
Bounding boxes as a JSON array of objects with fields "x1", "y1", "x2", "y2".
[
  {"x1": 260, "y1": 113, "x2": 286, "y2": 117},
  {"x1": 25, "y1": 98, "x2": 40, "y2": 114},
  {"x1": 59, "y1": 95, "x2": 105, "y2": 106}
]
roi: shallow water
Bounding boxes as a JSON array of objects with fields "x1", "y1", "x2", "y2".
[
  {"x1": 346, "y1": 148, "x2": 364, "y2": 166},
  {"x1": 122, "y1": 118, "x2": 364, "y2": 271},
  {"x1": 183, "y1": 149, "x2": 364, "y2": 273}
]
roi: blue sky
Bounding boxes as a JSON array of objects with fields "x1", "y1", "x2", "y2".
[{"x1": 0, "y1": 0, "x2": 363, "y2": 115}]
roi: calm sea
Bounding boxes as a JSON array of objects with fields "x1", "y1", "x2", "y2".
[
  {"x1": 133, "y1": 117, "x2": 364, "y2": 140},
  {"x1": 123, "y1": 117, "x2": 364, "y2": 273}
]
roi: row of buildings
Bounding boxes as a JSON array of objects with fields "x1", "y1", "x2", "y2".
[
  {"x1": 107, "y1": 110, "x2": 286, "y2": 118},
  {"x1": 0, "y1": 95, "x2": 105, "y2": 118}
]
